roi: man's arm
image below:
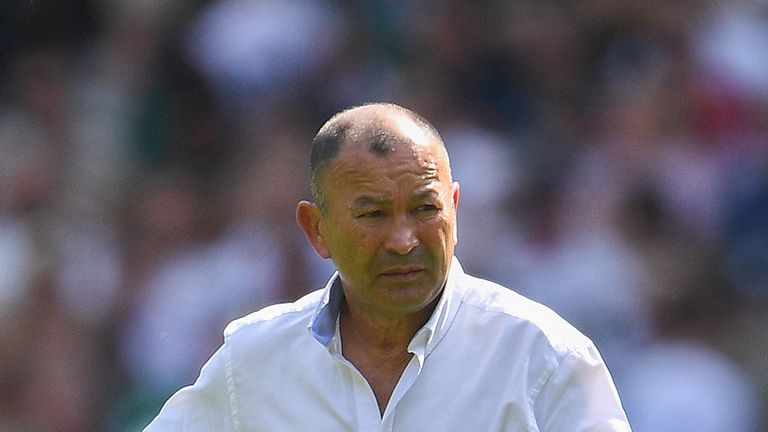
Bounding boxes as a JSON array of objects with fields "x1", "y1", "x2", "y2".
[
  {"x1": 142, "y1": 344, "x2": 237, "y2": 432},
  {"x1": 534, "y1": 344, "x2": 631, "y2": 432}
]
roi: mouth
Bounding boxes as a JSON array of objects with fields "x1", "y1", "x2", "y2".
[{"x1": 380, "y1": 266, "x2": 426, "y2": 282}]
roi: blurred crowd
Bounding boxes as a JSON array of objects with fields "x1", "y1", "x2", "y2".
[{"x1": 1, "y1": 0, "x2": 766, "y2": 430}]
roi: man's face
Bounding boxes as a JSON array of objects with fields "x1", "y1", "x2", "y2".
[{"x1": 316, "y1": 129, "x2": 459, "y2": 319}]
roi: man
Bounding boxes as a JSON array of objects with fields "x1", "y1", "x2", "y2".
[{"x1": 143, "y1": 103, "x2": 631, "y2": 431}]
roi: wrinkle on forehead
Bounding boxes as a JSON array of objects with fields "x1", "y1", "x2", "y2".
[
  {"x1": 329, "y1": 150, "x2": 441, "y2": 187},
  {"x1": 322, "y1": 109, "x2": 452, "y2": 188},
  {"x1": 320, "y1": 140, "x2": 453, "y2": 212}
]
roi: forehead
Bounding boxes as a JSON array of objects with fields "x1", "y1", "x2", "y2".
[
  {"x1": 323, "y1": 136, "x2": 451, "y2": 197},
  {"x1": 316, "y1": 108, "x2": 452, "y2": 200}
]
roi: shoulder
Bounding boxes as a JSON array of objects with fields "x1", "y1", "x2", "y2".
[
  {"x1": 456, "y1": 272, "x2": 592, "y2": 354},
  {"x1": 222, "y1": 288, "x2": 325, "y2": 343}
]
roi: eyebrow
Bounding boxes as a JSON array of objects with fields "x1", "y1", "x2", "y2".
[
  {"x1": 351, "y1": 189, "x2": 440, "y2": 208},
  {"x1": 412, "y1": 189, "x2": 440, "y2": 201},
  {"x1": 352, "y1": 196, "x2": 389, "y2": 208}
]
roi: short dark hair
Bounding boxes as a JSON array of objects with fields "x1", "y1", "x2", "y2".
[{"x1": 309, "y1": 103, "x2": 443, "y2": 210}]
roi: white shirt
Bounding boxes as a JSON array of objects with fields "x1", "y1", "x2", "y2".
[{"x1": 143, "y1": 258, "x2": 631, "y2": 431}]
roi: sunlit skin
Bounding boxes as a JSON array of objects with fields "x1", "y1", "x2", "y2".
[
  {"x1": 297, "y1": 108, "x2": 460, "y2": 413},
  {"x1": 328, "y1": 144, "x2": 456, "y2": 316},
  {"x1": 299, "y1": 117, "x2": 458, "y2": 323}
]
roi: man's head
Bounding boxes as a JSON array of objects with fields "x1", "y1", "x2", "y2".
[
  {"x1": 309, "y1": 103, "x2": 445, "y2": 211},
  {"x1": 297, "y1": 103, "x2": 460, "y2": 319}
]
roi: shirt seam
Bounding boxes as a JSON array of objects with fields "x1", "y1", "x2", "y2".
[
  {"x1": 528, "y1": 355, "x2": 556, "y2": 430},
  {"x1": 223, "y1": 335, "x2": 241, "y2": 432},
  {"x1": 530, "y1": 347, "x2": 587, "y2": 430}
]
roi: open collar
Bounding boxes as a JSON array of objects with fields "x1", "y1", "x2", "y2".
[{"x1": 308, "y1": 257, "x2": 465, "y2": 360}]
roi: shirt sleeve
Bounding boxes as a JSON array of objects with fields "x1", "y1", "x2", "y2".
[
  {"x1": 534, "y1": 344, "x2": 632, "y2": 432},
  {"x1": 142, "y1": 344, "x2": 237, "y2": 432}
]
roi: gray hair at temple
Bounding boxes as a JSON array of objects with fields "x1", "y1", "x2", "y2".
[{"x1": 309, "y1": 102, "x2": 446, "y2": 210}]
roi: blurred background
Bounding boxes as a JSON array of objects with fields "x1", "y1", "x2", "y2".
[{"x1": 1, "y1": 0, "x2": 766, "y2": 430}]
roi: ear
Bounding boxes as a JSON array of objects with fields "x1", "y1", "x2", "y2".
[
  {"x1": 451, "y1": 181, "x2": 460, "y2": 244},
  {"x1": 296, "y1": 200, "x2": 331, "y2": 259},
  {"x1": 451, "y1": 181, "x2": 460, "y2": 209}
]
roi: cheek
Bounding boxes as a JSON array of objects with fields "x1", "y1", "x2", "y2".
[
  {"x1": 421, "y1": 217, "x2": 454, "y2": 246},
  {"x1": 441, "y1": 217, "x2": 459, "y2": 250},
  {"x1": 329, "y1": 223, "x2": 375, "y2": 260}
]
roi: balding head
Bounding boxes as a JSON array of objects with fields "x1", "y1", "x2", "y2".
[{"x1": 310, "y1": 103, "x2": 448, "y2": 209}]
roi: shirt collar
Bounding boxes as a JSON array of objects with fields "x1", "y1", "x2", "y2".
[
  {"x1": 308, "y1": 257, "x2": 465, "y2": 359},
  {"x1": 308, "y1": 272, "x2": 345, "y2": 347}
]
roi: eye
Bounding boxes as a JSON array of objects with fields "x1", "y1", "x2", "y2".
[
  {"x1": 416, "y1": 204, "x2": 439, "y2": 213},
  {"x1": 356, "y1": 210, "x2": 384, "y2": 219}
]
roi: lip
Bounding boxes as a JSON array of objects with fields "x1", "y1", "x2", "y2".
[{"x1": 380, "y1": 267, "x2": 426, "y2": 282}]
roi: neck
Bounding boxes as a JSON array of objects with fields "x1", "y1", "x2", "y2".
[
  {"x1": 337, "y1": 294, "x2": 441, "y2": 415},
  {"x1": 339, "y1": 296, "x2": 438, "y2": 355}
]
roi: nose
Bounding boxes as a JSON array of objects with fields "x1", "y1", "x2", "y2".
[{"x1": 384, "y1": 217, "x2": 419, "y2": 255}]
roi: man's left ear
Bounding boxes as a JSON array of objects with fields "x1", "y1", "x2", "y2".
[
  {"x1": 451, "y1": 181, "x2": 460, "y2": 243},
  {"x1": 452, "y1": 181, "x2": 460, "y2": 209}
]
